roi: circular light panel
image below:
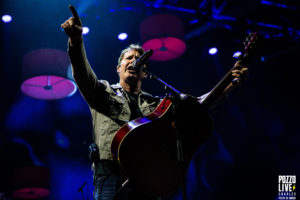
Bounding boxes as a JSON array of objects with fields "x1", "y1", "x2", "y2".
[{"x1": 21, "y1": 75, "x2": 77, "y2": 100}]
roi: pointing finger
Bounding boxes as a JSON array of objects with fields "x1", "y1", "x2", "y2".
[{"x1": 69, "y1": 5, "x2": 81, "y2": 25}]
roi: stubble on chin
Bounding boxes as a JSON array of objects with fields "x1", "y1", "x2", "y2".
[{"x1": 125, "y1": 75, "x2": 138, "y2": 84}]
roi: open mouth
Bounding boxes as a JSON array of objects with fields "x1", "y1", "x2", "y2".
[
  {"x1": 127, "y1": 66, "x2": 135, "y2": 70},
  {"x1": 127, "y1": 66, "x2": 137, "y2": 74}
]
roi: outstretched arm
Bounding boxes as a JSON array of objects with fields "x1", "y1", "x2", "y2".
[{"x1": 61, "y1": 5, "x2": 107, "y2": 108}]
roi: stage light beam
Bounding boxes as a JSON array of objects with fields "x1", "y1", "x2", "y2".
[
  {"x1": 82, "y1": 27, "x2": 89, "y2": 35},
  {"x1": 2, "y1": 15, "x2": 12, "y2": 23},
  {"x1": 209, "y1": 47, "x2": 218, "y2": 55},
  {"x1": 118, "y1": 33, "x2": 128, "y2": 40},
  {"x1": 233, "y1": 51, "x2": 242, "y2": 58}
]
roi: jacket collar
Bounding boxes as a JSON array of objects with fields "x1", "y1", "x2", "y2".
[{"x1": 111, "y1": 83, "x2": 152, "y2": 98}]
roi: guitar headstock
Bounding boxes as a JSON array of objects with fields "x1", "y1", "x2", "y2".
[{"x1": 242, "y1": 32, "x2": 263, "y2": 62}]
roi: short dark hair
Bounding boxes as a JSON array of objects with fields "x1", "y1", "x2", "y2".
[{"x1": 117, "y1": 44, "x2": 145, "y2": 67}]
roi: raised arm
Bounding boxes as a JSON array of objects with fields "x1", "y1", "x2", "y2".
[{"x1": 61, "y1": 5, "x2": 107, "y2": 107}]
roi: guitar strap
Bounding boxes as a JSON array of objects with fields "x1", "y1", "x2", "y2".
[
  {"x1": 88, "y1": 109, "x2": 100, "y2": 164},
  {"x1": 92, "y1": 108, "x2": 96, "y2": 141}
]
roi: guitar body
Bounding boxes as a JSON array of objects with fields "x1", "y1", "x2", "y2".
[{"x1": 111, "y1": 97, "x2": 213, "y2": 197}]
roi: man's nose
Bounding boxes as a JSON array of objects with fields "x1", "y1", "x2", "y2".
[{"x1": 131, "y1": 56, "x2": 139, "y2": 63}]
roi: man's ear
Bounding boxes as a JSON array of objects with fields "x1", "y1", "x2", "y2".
[{"x1": 116, "y1": 65, "x2": 120, "y2": 73}]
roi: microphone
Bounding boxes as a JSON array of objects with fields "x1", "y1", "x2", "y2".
[{"x1": 132, "y1": 49, "x2": 153, "y2": 71}]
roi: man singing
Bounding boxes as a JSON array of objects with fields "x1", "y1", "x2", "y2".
[{"x1": 61, "y1": 5, "x2": 248, "y2": 200}]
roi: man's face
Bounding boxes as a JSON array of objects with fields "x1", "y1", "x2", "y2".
[{"x1": 117, "y1": 49, "x2": 147, "y2": 83}]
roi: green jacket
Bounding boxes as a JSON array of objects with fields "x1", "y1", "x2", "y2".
[{"x1": 68, "y1": 41, "x2": 160, "y2": 160}]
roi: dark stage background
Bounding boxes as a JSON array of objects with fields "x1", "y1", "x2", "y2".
[{"x1": 0, "y1": 0, "x2": 299, "y2": 199}]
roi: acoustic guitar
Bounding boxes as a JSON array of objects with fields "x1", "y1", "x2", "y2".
[{"x1": 111, "y1": 32, "x2": 260, "y2": 197}]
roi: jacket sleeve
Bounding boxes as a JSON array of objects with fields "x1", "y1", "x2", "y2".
[{"x1": 67, "y1": 40, "x2": 108, "y2": 109}]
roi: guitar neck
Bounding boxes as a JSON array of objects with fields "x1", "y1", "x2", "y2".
[{"x1": 201, "y1": 65, "x2": 235, "y2": 109}]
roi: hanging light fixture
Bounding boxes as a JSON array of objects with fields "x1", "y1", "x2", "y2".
[
  {"x1": 20, "y1": 48, "x2": 77, "y2": 100},
  {"x1": 139, "y1": 14, "x2": 186, "y2": 61},
  {"x1": 12, "y1": 166, "x2": 50, "y2": 199}
]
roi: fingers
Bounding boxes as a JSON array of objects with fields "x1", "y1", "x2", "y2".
[
  {"x1": 61, "y1": 17, "x2": 73, "y2": 29},
  {"x1": 61, "y1": 16, "x2": 83, "y2": 43},
  {"x1": 69, "y1": 5, "x2": 82, "y2": 25},
  {"x1": 232, "y1": 68, "x2": 248, "y2": 77},
  {"x1": 61, "y1": 17, "x2": 82, "y2": 29},
  {"x1": 233, "y1": 60, "x2": 244, "y2": 69},
  {"x1": 232, "y1": 69, "x2": 248, "y2": 79},
  {"x1": 232, "y1": 68, "x2": 248, "y2": 85},
  {"x1": 61, "y1": 5, "x2": 83, "y2": 43},
  {"x1": 231, "y1": 59, "x2": 248, "y2": 83}
]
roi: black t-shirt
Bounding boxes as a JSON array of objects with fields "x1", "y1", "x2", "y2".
[{"x1": 125, "y1": 91, "x2": 143, "y2": 120}]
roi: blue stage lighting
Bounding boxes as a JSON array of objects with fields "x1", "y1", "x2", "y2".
[
  {"x1": 82, "y1": 27, "x2": 89, "y2": 35},
  {"x1": 118, "y1": 33, "x2": 128, "y2": 40},
  {"x1": 189, "y1": 19, "x2": 199, "y2": 24},
  {"x1": 2, "y1": 15, "x2": 12, "y2": 23},
  {"x1": 233, "y1": 51, "x2": 242, "y2": 58},
  {"x1": 209, "y1": 47, "x2": 218, "y2": 55},
  {"x1": 55, "y1": 130, "x2": 70, "y2": 149}
]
